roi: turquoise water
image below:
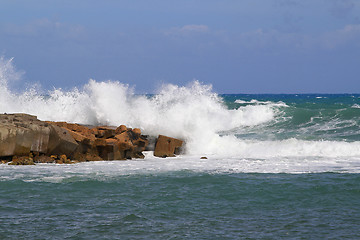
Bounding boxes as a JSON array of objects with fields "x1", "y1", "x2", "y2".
[
  {"x1": 222, "y1": 94, "x2": 360, "y2": 142},
  {"x1": 1, "y1": 94, "x2": 360, "y2": 239}
]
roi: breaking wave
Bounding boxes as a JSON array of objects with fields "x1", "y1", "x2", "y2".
[{"x1": 1, "y1": 56, "x2": 360, "y2": 160}]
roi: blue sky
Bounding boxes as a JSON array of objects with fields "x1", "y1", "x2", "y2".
[{"x1": 1, "y1": 0, "x2": 360, "y2": 93}]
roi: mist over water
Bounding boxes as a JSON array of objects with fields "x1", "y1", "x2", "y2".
[{"x1": 1, "y1": 57, "x2": 360, "y2": 172}]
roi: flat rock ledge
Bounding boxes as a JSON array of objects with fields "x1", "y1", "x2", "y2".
[{"x1": 0, "y1": 113, "x2": 183, "y2": 165}]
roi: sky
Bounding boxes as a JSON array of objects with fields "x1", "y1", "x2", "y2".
[{"x1": 0, "y1": 0, "x2": 360, "y2": 93}]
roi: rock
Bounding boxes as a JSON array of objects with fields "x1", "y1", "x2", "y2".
[
  {"x1": 48, "y1": 122, "x2": 96, "y2": 142},
  {"x1": 8, "y1": 156, "x2": 35, "y2": 165},
  {"x1": 133, "y1": 128, "x2": 141, "y2": 135},
  {"x1": 72, "y1": 152, "x2": 103, "y2": 162},
  {"x1": 54, "y1": 154, "x2": 72, "y2": 164},
  {"x1": 0, "y1": 114, "x2": 51, "y2": 157},
  {"x1": 115, "y1": 125, "x2": 127, "y2": 134},
  {"x1": 154, "y1": 135, "x2": 183, "y2": 158},
  {"x1": 99, "y1": 139, "x2": 124, "y2": 160},
  {"x1": 59, "y1": 123, "x2": 148, "y2": 161},
  {"x1": 47, "y1": 124, "x2": 78, "y2": 156},
  {"x1": 114, "y1": 131, "x2": 131, "y2": 143},
  {"x1": 91, "y1": 126, "x2": 116, "y2": 139},
  {"x1": 67, "y1": 130, "x2": 90, "y2": 143},
  {"x1": 200, "y1": 156, "x2": 208, "y2": 159},
  {"x1": 60, "y1": 154, "x2": 68, "y2": 162}
]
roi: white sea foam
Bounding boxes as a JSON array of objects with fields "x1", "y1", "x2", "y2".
[
  {"x1": 0, "y1": 57, "x2": 282, "y2": 155},
  {"x1": 235, "y1": 99, "x2": 287, "y2": 107},
  {"x1": 1, "y1": 153, "x2": 360, "y2": 181}
]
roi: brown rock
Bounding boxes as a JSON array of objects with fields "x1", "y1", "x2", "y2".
[
  {"x1": 56, "y1": 159, "x2": 64, "y2": 164},
  {"x1": 98, "y1": 139, "x2": 124, "y2": 160},
  {"x1": 72, "y1": 152, "x2": 103, "y2": 162},
  {"x1": 47, "y1": 124, "x2": 78, "y2": 156},
  {"x1": 133, "y1": 128, "x2": 141, "y2": 135},
  {"x1": 114, "y1": 131, "x2": 131, "y2": 143},
  {"x1": 48, "y1": 122, "x2": 96, "y2": 141},
  {"x1": 94, "y1": 138, "x2": 107, "y2": 147},
  {"x1": 84, "y1": 153, "x2": 103, "y2": 161},
  {"x1": 9, "y1": 156, "x2": 35, "y2": 165},
  {"x1": 154, "y1": 135, "x2": 183, "y2": 158},
  {"x1": 60, "y1": 154, "x2": 67, "y2": 162},
  {"x1": 115, "y1": 125, "x2": 127, "y2": 134},
  {"x1": 132, "y1": 137, "x2": 148, "y2": 154},
  {"x1": 1, "y1": 114, "x2": 150, "y2": 163},
  {"x1": 0, "y1": 114, "x2": 51, "y2": 157},
  {"x1": 91, "y1": 126, "x2": 115, "y2": 139},
  {"x1": 68, "y1": 130, "x2": 88, "y2": 143}
]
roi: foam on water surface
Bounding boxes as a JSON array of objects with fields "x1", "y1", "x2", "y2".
[{"x1": 1, "y1": 152, "x2": 360, "y2": 183}]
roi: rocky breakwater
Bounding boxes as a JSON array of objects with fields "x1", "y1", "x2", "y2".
[
  {"x1": 153, "y1": 135, "x2": 183, "y2": 158},
  {"x1": 0, "y1": 113, "x2": 149, "y2": 165}
]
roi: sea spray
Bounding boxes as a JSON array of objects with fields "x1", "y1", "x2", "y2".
[
  {"x1": 0, "y1": 57, "x2": 279, "y2": 155},
  {"x1": 1, "y1": 57, "x2": 360, "y2": 159}
]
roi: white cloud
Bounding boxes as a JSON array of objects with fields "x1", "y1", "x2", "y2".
[
  {"x1": 322, "y1": 24, "x2": 360, "y2": 48},
  {"x1": 165, "y1": 24, "x2": 209, "y2": 36}
]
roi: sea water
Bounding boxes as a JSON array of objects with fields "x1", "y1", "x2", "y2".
[{"x1": 1, "y1": 57, "x2": 360, "y2": 239}]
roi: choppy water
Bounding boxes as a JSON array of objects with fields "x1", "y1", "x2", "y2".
[
  {"x1": 1, "y1": 163, "x2": 360, "y2": 239},
  {"x1": 1, "y1": 57, "x2": 360, "y2": 239}
]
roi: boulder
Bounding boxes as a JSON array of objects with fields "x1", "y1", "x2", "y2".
[
  {"x1": 115, "y1": 125, "x2": 127, "y2": 134},
  {"x1": 98, "y1": 139, "x2": 124, "y2": 160},
  {"x1": 91, "y1": 126, "x2": 116, "y2": 139},
  {"x1": 9, "y1": 156, "x2": 35, "y2": 165},
  {"x1": 47, "y1": 124, "x2": 78, "y2": 156},
  {"x1": 114, "y1": 129, "x2": 148, "y2": 159},
  {"x1": 0, "y1": 114, "x2": 51, "y2": 157},
  {"x1": 48, "y1": 122, "x2": 96, "y2": 142},
  {"x1": 56, "y1": 154, "x2": 71, "y2": 164},
  {"x1": 67, "y1": 130, "x2": 89, "y2": 143},
  {"x1": 55, "y1": 123, "x2": 148, "y2": 161},
  {"x1": 133, "y1": 128, "x2": 141, "y2": 135},
  {"x1": 154, "y1": 135, "x2": 183, "y2": 158}
]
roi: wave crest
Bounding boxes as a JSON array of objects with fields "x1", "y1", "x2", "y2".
[{"x1": 2, "y1": 57, "x2": 359, "y2": 159}]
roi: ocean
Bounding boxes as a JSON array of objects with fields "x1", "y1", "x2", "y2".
[{"x1": 1, "y1": 61, "x2": 360, "y2": 238}]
